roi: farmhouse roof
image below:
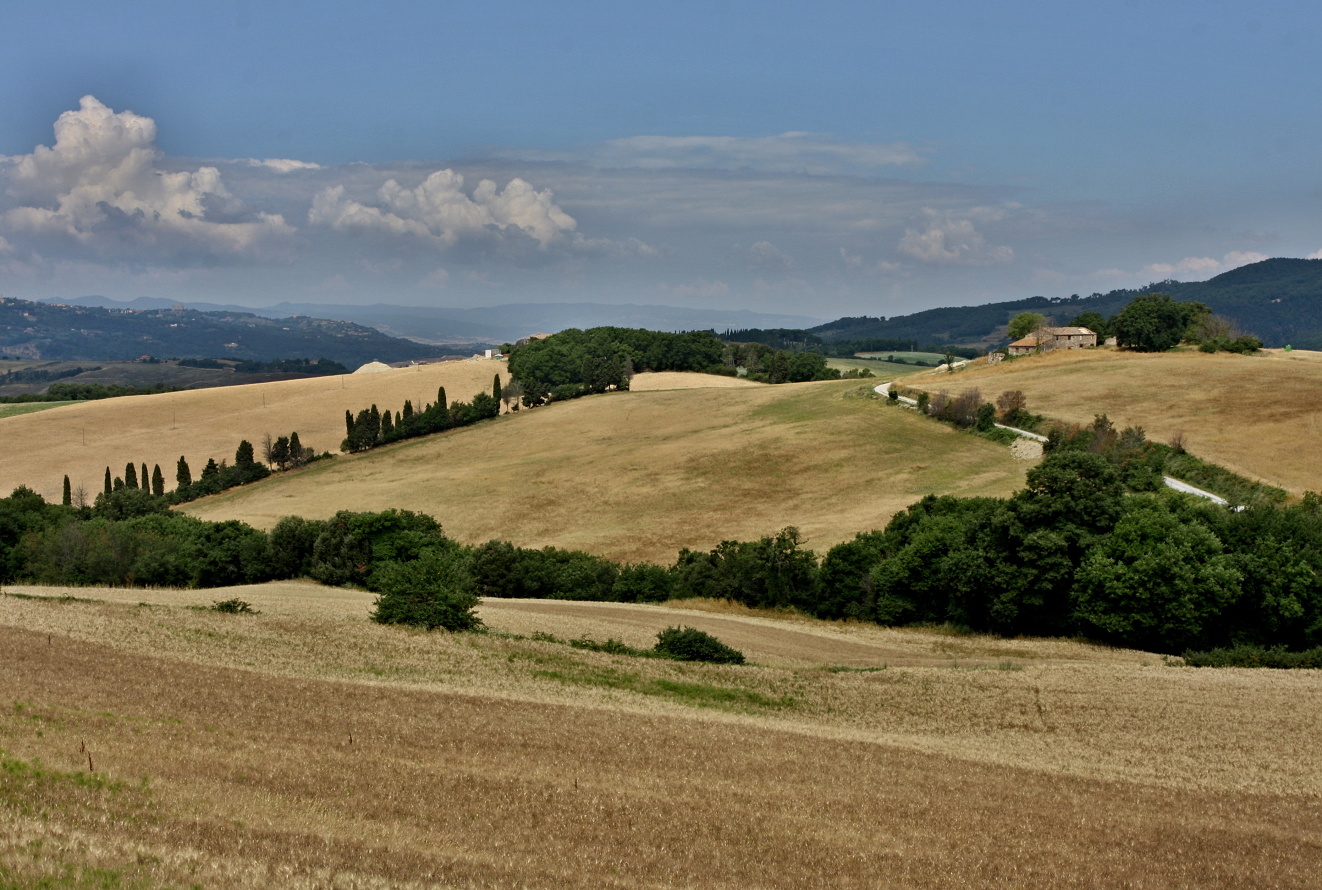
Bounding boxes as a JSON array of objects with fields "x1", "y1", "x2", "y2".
[{"x1": 1043, "y1": 326, "x2": 1095, "y2": 336}]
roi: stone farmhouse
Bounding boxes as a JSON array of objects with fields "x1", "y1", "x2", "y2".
[{"x1": 1007, "y1": 326, "x2": 1097, "y2": 356}]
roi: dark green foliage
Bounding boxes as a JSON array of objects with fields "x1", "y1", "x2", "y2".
[
  {"x1": 151, "y1": 465, "x2": 165, "y2": 496},
  {"x1": 0, "y1": 381, "x2": 182, "y2": 404},
  {"x1": 124, "y1": 462, "x2": 138, "y2": 490},
  {"x1": 176, "y1": 456, "x2": 191, "y2": 488},
  {"x1": 469, "y1": 540, "x2": 620, "y2": 601},
  {"x1": 339, "y1": 383, "x2": 500, "y2": 455},
  {"x1": 816, "y1": 530, "x2": 888, "y2": 620},
  {"x1": 212, "y1": 598, "x2": 258, "y2": 614},
  {"x1": 1073, "y1": 498, "x2": 1241, "y2": 652},
  {"x1": 653, "y1": 626, "x2": 745, "y2": 664},
  {"x1": 671, "y1": 528, "x2": 818, "y2": 610},
  {"x1": 310, "y1": 509, "x2": 446, "y2": 588},
  {"x1": 62, "y1": 476, "x2": 71, "y2": 507},
  {"x1": 369, "y1": 544, "x2": 481, "y2": 631},
  {"x1": 93, "y1": 487, "x2": 169, "y2": 520},
  {"x1": 492, "y1": 373, "x2": 502, "y2": 404},
  {"x1": 104, "y1": 467, "x2": 112, "y2": 495},
  {"x1": 1007, "y1": 312, "x2": 1046, "y2": 341},
  {"x1": 1182, "y1": 645, "x2": 1322, "y2": 669},
  {"x1": 235, "y1": 440, "x2": 256, "y2": 468},
  {"x1": 267, "y1": 515, "x2": 327, "y2": 579},
  {"x1": 1110, "y1": 293, "x2": 1208, "y2": 352},
  {"x1": 0, "y1": 486, "x2": 65, "y2": 581},
  {"x1": 229, "y1": 357, "x2": 350, "y2": 375}
]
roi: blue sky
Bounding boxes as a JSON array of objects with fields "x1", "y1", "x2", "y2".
[{"x1": 2, "y1": 0, "x2": 1320, "y2": 320}]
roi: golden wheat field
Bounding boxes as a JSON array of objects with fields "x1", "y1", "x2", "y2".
[
  {"x1": 906, "y1": 347, "x2": 1322, "y2": 494},
  {"x1": 2, "y1": 584, "x2": 1320, "y2": 888},
  {"x1": 182, "y1": 376, "x2": 1028, "y2": 563},
  {"x1": 0, "y1": 359, "x2": 509, "y2": 504}
]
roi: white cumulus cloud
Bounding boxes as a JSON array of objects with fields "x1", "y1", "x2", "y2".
[
  {"x1": 1, "y1": 96, "x2": 293, "y2": 258},
  {"x1": 248, "y1": 158, "x2": 322, "y2": 173},
  {"x1": 1138, "y1": 250, "x2": 1269, "y2": 281},
  {"x1": 308, "y1": 169, "x2": 576, "y2": 247},
  {"x1": 898, "y1": 208, "x2": 1014, "y2": 265}
]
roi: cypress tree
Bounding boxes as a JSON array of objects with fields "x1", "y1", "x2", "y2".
[
  {"x1": 345, "y1": 409, "x2": 354, "y2": 438},
  {"x1": 177, "y1": 456, "x2": 192, "y2": 488},
  {"x1": 437, "y1": 387, "x2": 447, "y2": 411},
  {"x1": 104, "y1": 467, "x2": 112, "y2": 495},
  {"x1": 288, "y1": 431, "x2": 302, "y2": 466},
  {"x1": 493, "y1": 373, "x2": 502, "y2": 405},
  {"x1": 141, "y1": 463, "x2": 149, "y2": 490},
  {"x1": 152, "y1": 464, "x2": 165, "y2": 496},
  {"x1": 402, "y1": 400, "x2": 413, "y2": 420},
  {"x1": 62, "y1": 475, "x2": 72, "y2": 506},
  {"x1": 369, "y1": 405, "x2": 381, "y2": 444},
  {"x1": 113, "y1": 476, "x2": 124, "y2": 491},
  {"x1": 235, "y1": 439, "x2": 256, "y2": 467},
  {"x1": 125, "y1": 462, "x2": 138, "y2": 490},
  {"x1": 395, "y1": 410, "x2": 401, "y2": 427}
]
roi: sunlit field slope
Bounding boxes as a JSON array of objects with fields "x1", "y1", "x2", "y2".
[
  {"x1": 908, "y1": 347, "x2": 1322, "y2": 494},
  {"x1": 0, "y1": 360, "x2": 508, "y2": 503},
  {"x1": 185, "y1": 376, "x2": 1029, "y2": 563},
  {"x1": 3, "y1": 585, "x2": 1320, "y2": 888}
]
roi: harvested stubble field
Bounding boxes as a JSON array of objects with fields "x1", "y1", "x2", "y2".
[
  {"x1": 0, "y1": 359, "x2": 509, "y2": 504},
  {"x1": 910, "y1": 347, "x2": 1322, "y2": 494},
  {"x1": 184, "y1": 375, "x2": 1028, "y2": 563},
  {"x1": 2, "y1": 583, "x2": 1320, "y2": 888}
]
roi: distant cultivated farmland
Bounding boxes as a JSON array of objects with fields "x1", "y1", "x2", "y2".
[
  {"x1": 0, "y1": 360, "x2": 507, "y2": 503},
  {"x1": 907, "y1": 347, "x2": 1322, "y2": 494},
  {"x1": 185, "y1": 375, "x2": 1029, "y2": 563}
]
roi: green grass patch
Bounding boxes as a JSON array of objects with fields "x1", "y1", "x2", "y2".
[
  {"x1": 1158, "y1": 447, "x2": 1287, "y2": 506},
  {"x1": 531, "y1": 664, "x2": 795, "y2": 711},
  {"x1": 0, "y1": 401, "x2": 76, "y2": 420}
]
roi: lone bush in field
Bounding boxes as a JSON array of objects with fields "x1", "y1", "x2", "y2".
[
  {"x1": 653, "y1": 626, "x2": 745, "y2": 664},
  {"x1": 212, "y1": 598, "x2": 257, "y2": 614},
  {"x1": 370, "y1": 546, "x2": 481, "y2": 632}
]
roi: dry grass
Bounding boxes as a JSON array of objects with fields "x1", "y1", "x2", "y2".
[
  {"x1": 628, "y1": 371, "x2": 764, "y2": 390},
  {"x1": 907, "y1": 347, "x2": 1322, "y2": 494},
  {"x1": 0, "y1": 360, "x2": 509, "y2": 503},
  {"x1": 182, "y1": 378, "x2": 1028, "y2": 563},
  {"x1": 3, "y1": 587, "x2": 1321, "y2": 888}
]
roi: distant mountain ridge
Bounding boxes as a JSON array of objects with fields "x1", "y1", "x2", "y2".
[
  {"x1": 38, "y1": 297, "x2": 826, "y2": 345},
  {"x1": 807, "y1": 258, "x2": 1322, "y2": 349},
  {"x1": 0, "y1": 298, "x2": 447, "y2": 366}
]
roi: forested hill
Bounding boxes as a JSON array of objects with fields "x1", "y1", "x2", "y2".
[
  {"x1": 800, "y1": 257, "x2": 1322, "y2": 349},
  {"x1": 0, "y1": 297, "x2": 442, "y2": 366}
]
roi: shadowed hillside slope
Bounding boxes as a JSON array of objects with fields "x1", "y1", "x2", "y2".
[
  {"x1": 907, "y1": 347, "x2": 1322, "y2": 494},
  {"x1": 185, "y1": 376, "x2": 1028, "y2": 563}
]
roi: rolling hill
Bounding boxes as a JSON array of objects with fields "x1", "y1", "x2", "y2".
[
  {"x1": 181, "y1": 372, "x2": 1028, "y2": 563},
  {"x1": 904, "y1": 346, "x2": 1322, "y2": 495},
  {"x1": 0, "y1": 358, "x2": 511, "y2": 505}
]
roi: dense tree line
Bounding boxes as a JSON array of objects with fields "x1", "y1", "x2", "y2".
[
  {"x1": 8, "y1": 452, "x2": 1318, "y2": 653},
  {"x1": 340, "y1": 382, "x2": 500, "y2": 454},
  {"x1": 0, "y1": 381, "x2": 182, "y2": 403},
  {"x1": 508, "y1": 327, "x2": 840, "y2": 406}
]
